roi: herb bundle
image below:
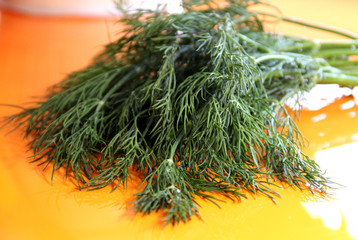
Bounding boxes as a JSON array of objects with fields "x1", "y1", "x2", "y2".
[{"x1": 4, "y1": 0, "x2": 358, "y2": 225}]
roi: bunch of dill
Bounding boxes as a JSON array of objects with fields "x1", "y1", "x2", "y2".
[{"x1": 4, "y1": 0, "x2": 358, "y2": 225}]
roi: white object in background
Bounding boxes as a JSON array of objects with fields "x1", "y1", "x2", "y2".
[
  {"x1": 124, "y1": 0, "x2": 183, "y2": 13},
  {"x1": 303, "y1": 142, "x2": 358, "y2": 239},
  {"x1": 0, "y1": 0, "x2": 183, "y2": 16},
  {"x1": 287, "y1": 84, "x2": 354, "y2": 111},
  {"x1": 0, "y1": 0, "x2": 118, "y2": 16}
]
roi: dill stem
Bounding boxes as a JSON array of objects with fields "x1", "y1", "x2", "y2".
[
  {"x1": 319, "y1": 72, "x2": 358, "y2": 86},
  {"x1": 319, "y1": 42, "x2": 358, "y2": 50},
  {"x1": 236, "y1": 33, "x2": 272, "y2": 53},
  {"x1": 328, "y1": 60, "x2": 358, "y2": 68},
  {"x1": 279, "y1": 41, "x2": 317, "y2": 52},
  {"x1": 169, "y1": 133, "x2": 184, "y2": 160},
  {"x1": 93, "y1": 69, "x2": 136, "y2": 125},
  {"x1": 344, "y1": 70, "x2": 358, "y2": 77},
  {"x1": 280, "y1": 41, "x2": 358, "y2": 53},
  {"x1": 280, "y1": 16, "x2": 358, "y2": 39},
  {"x1": 315, "y1": 49, "x2": 358, "y2": 58},
  {"x1": 255, "y1": 54, "x2": 292, "y2": 64},
  {"x1": 262, "y1": 12, "x2": 358, "y2": 39}
]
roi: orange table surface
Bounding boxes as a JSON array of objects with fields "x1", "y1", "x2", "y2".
[{"x1": 1, "y1": 1, "x2": 358, "y2": 239}]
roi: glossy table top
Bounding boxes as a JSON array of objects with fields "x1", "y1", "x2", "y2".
[{"x1": 1, "y1": 1, "x2": 358, "y2": 239}]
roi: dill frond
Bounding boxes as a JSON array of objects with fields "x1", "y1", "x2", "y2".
[{"x1": 3, "y1": 0, "x2": 358, "y2": 225}]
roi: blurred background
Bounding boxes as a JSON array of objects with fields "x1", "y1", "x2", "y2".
[
  {"x1": 0, "y1": 1, "x2": 358, "y2": 240},
  {"x1": 0, "y1": 0, "x2": 185, "y2": 15},
  {"x1": 0, "y1": 0, "x2": 117, "y2": 15}
]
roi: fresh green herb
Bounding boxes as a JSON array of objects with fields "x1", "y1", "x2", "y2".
[{"x1": 3, "y1": 0, "x2": 358, "y2": 225}]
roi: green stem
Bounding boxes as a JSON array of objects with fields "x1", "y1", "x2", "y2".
[
  {"x1": 279, "y1": 41, "x2": 317, "y2": 52},
  {"x1": 93, "y1": 68, "x2": 137, "y2": 125},
  {"x1": 169, "y1": 132, "x2": 184, "y2": 160},
  {"x1": 236, "y1": 33, "x2": 273, "y2": 53},
  {"x1": 315, "y1": 49, "x2": 358, "y2": 58},
  {"x1": 258, "y1": 13, "x2": 358, "y2": 39},
  {"x1": 328, "y1": 60, "x2": 358, "y2": 67},
  {"x1": 281, "y1": 16, "x2": 358, "y2": 39},
  {"x1": 319, "y1": 72, "x2": 358, "y2": 86},
  {"x1": 280, "y1": 41, "x2": 358, "y2": 53},
  {"x1": 255, "y1": 54, "x2": 292, "y2": 64},
  {"x1": 319, "y1": 42, "x2": 358, "y2": 50},
  {"x1": 344, "y1": 71, "x2": 358, "y2": 77}
]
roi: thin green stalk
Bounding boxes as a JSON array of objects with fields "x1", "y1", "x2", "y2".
[
  {"x1": 236, "y1": 33, "x2": 273, "y2": 53},
  {"x1": 255, "y1": 54, "x2": 292, "y2": 63},
  {"x1": 319, "y1": 72, "x2": 358, "y2": 86},
  {"x1": 328, "y1": 60, "x2": 358, "y2": 68},
  {"x1": 315, "y1": 49, "x2": 358, "y2": 58},
  {"x1": 344, "y1": 70, "x2": 358, "y2": 77},
  {"x1": 259, "y1": 12, "x2": 358, "y2": 39},
  {"x1": 319, "y1": 41, "x2": 358, "y2": 50},
  {"x1": 279, "y1": 41, "x2": 317, "y2": 53},
  {"x1": 280, "y1": 41, "x2": 358, "y2": 53}
]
